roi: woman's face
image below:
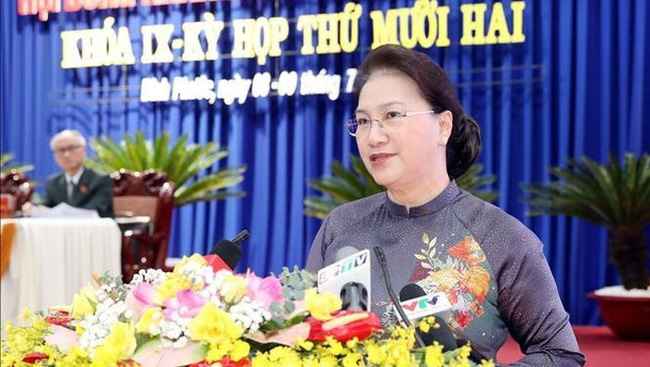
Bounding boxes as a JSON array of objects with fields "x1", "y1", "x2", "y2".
[{"x1": 355, "y1": 71, "x2": 451, "y2": 193}]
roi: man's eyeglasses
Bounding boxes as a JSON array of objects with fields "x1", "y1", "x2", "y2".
[
  {"x1": 344, "y1": 108, "x2": 444, "y2": 137},
  {"x1": 53, "y1": 145, "x2": 82, "y2": 155}
]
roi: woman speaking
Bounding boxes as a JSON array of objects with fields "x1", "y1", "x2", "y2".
[{"x1": 306, "y1": 45, "x2": 584, "y2": 365}]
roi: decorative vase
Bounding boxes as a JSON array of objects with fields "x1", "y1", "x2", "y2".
[{"x1": 589, "y1": 291, "x2": 650, "y2": 340}]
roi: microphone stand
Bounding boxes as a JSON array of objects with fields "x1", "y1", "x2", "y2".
[{"x1": 373, "y1": 246, "x2": 425, "y2": 349}]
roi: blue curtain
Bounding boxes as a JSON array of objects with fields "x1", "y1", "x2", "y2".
[{"x1": 1, "y1": 0, "x2": 648, "y2": 326}]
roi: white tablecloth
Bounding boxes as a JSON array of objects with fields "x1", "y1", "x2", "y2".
[{"x1": 1, "y1": 218, "x2": 121, "y2": 326}]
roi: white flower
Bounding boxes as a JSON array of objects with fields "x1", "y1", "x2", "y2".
[
  {"x1": 131, "y1": 268, "x2": 166, "y2": 285},
  {"x1": 78, "y1": 299, "x2": 129, "y2": 355},
  {"x1": 228, "y1": 299, "x2": 271, "y2": 333}
]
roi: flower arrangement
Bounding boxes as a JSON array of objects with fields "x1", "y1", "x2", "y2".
[{"x1": 1, "y1": 253, "x2": 493, "y2": 367}]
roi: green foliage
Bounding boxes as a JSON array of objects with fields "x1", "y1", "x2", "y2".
[
  {"x1": 277, "y1": 266, "x2": 318, "y2": 302},
  {"x1": 0, "y1": 153, "x2": 34, "y2": 174},
  {"x1": 523, "y1": 153, "x2": 650, "y2": 228},
  {"x1": 523, "y1": 153, "x2": 650, "y2": 289},
  {"x1": 85, "y1": 131, "x2": 246, "y2": 207},
  {"x1": 304, "y1": 155, "x2": 497, "y2": 219}
]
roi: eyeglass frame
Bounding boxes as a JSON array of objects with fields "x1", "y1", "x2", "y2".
[
  {"x1": 344, "y1": 107, "x2": 445, "y2": 137},
  {"x1": 53, "y1": 145, "x2": 83, "y2": 155}
]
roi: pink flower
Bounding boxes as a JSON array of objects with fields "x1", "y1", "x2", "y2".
[
  {"x1": 44, "y1": 325, "x2": 80, "y2": 353},
  {"x1": 162, "y1": 289, "x2": 205, "y2": 320},
  {"x1": 246, "y1": 273, "x2": 284, "y2": 308},
  {"x1": 126, "y1": 282, "x2": 156, "y2": 319}
]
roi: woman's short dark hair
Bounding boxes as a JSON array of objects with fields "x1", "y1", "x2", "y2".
[{"x1": 352, "y1": 44, "x2": 481, "y2": 179}]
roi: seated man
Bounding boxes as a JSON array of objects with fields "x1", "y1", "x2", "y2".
[{"x1": 22, "y1": 130, "x2": 114, "y2": 218}]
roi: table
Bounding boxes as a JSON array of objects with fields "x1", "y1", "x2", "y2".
[
  {"x1": 497, "y1": 326, "x2": 650, "y2": 366},
  {"x1": 0, "y1": 218, "x2": 121, "y2": 326}
]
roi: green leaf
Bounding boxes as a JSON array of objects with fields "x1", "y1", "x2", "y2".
[
  {"x1": 152, "y1": 133, "x2": 170, "y2": 169},
  {"x1": 523, "y1": 153, "x2": 650, "y2": 227},
  {"x1": 86, "y1": 132, "x2": 247, "y2": 208},
  {"x1": 304, "y1": 155, "x2": 497, "y2": 219}
]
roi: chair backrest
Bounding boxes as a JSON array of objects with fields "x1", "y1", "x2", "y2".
[
  {"x1": 0, "y1": 171, "x2": 35, "y2": 215},
  {"x1": 111, "y1": 169, "x2": 175, "y2": 271}
]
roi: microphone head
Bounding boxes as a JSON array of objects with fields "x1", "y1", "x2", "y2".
[
  {"x1": 419, "y1": 316, "x2": 458, "y2": 351},
  {"x1": 399, "y1": 283, "x2": 426, "y2": 302},
  {"x1": 211, "y1": 239, "x2": 242, "y2": 270},
  {"x1": 334, "y1": 246, "x2": 359, "y2": 261},
  {"x1": 340, "y1": 281, "x2": 369, "y2": 311}
]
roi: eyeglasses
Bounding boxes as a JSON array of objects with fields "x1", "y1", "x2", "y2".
[
  {"x1": 344, "y1": 108, "x2": 444, "y2": 137},
  {"x1": 53, "y1": 145, "x2": 82, "y2": 155}
]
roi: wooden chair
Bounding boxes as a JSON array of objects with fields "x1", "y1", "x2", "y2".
[
  {"x1": 111, "y1": 169, "x2": 175, "y2": 282},
  {"x1": 0, "y1": 171, "x2": 35, "y2": 217}
]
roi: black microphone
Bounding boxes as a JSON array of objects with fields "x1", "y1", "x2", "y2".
[
  {"x1": 231, "y1": 229, "x2": 250, "y2": 247},
  {"x1": 399, "y1": 283, "x2": 426, "y2": 301},
  {"x1": 210, "y1": 230, "x2": 249, "y2": 270},
  {"x1": 399, "y1": 283, "x2": 457, "y2": 351},
  {"x1": 335, "y1": 247, "x2": 369, "y2": 311},
  {"x1": 373, "y1": 246, "x2": 426, "y2": 348}
]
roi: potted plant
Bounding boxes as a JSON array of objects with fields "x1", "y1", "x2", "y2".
[
  {"x1": 304, "y1": 154, "x2": 497, "y2": 219},
  {"x1": 85, "y1": 131, "x2": 246, "y2": 206},
  {"x1": 523, "y1": 153, "x2": 650, "y2": 339}
]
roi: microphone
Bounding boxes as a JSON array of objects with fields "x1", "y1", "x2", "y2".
[
  {"x1": 335, "y1": 247, "x2": 368, "y2": 311},
  {"x1": 205, "y1": 229, "x2": 249, "y2": 271},
  {"x1": 373, "y1": 246, "x2": 425, "y2": 348},
  {"x1": 399, "y1": 283, "x2": 457, "y2": 351},
  {"x1": 230, "y1": 229, "x2": 250, "y2": 247},
  {"x1": 317, "y1": 247, "x2": 371, "y2": 312}
]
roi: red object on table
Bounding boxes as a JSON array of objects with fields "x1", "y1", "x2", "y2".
[
  {"x1": 307, "y1": 310, "x2": 381, "y2": 343},
  {"x1": 204, "y1": 254, "x2": 233, "y2": 272},
  {"x1": 22, "y1": 352, "x2": 49, "y2": 364},
  {"x1": 497, "y1": 326, "x2": 650, "y2": 366}
]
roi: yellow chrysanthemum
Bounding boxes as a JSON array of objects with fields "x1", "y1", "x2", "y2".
[
  {"x1": 230, "y1": 340, "x2": 251, "y2": 361},
  {"x1": 324, "y1": 336, "x2": 344, "y2": 356},
  {"x1": 58, "y1": 345, "x2": 91, "y2": 366},
  {"x1": 447, "y1": 345, "x2": 473, "y2": 367},
  {"x1": 187, "y1": 303, "x2": 243, "y2": 345},
  {"x1": 173, "y1": 253, "x2": 207, "y2": 273},
  {"x1": 342, "y1": 352, "x2": 363, "y2": 367},
  {"x1": 301, "y1": 357, "x2": 321, "y2": 367},
  {"x1": 295, "y1": 337, "x2": 314, "y2": 351},
  {"x1": 134, "y1": 307, "x2": 162, "y2": 335},
  {"x1": 366, "y1": 343, "x2": 385, "y2": 365},
  {"x1": 424, "y1": 343, "x2": 445, "y2": 367},
  {"x1": 345, "y1": 337, "x2": 359, "y2": 350},
  {"x1": 251, "y1": 346, "x2": 301, "y2": 366},
  {"x1": 206, "y1": 339, "x2": 234, "y2": 362},
  {"x1": 316, "y1": 355, "x2": 338, "y2": 367},
  {"x1": 478, "y1": 359, "x2": 496, "y2": 367},
  {"x1": 155, "y1": 272, "x2": 192, "y2": 303},
  {"x1": 221, "y1": 274, "x2": 247, "y2": 304},
  {"x1": 304, "y1": 288, "x2": 341, "y2": 321},
  {"x1": 92, "y1": 322, "x2": 136, "y2": 367}
]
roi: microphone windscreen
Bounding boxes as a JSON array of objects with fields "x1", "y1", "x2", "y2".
[
  {"x1": 211, "y1": 239, "x2": 242, "y2": 270},
  {"x1": 334, "y1": 246, "x2": 359, "y2": 261},
  {"x1": 419, "y1": 316, "x2": 458, "y2": 351},
  {"x1": 399, "y1": 283, "x2": 426, "y2": 302}
]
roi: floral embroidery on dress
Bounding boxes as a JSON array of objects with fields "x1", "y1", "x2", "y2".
[{"x1": 414, "y1": 234, "x2": 491, "y2": 332}]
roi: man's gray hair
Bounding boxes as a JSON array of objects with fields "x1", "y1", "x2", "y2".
[{"x1": 50, "y1": 129, "x2": 87, "y2": 150}]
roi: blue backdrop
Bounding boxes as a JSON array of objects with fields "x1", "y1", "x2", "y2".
[{"x1": 1, "y1": 0, "x2": 648, "y2": 326}]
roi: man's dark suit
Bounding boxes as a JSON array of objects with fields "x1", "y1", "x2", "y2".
[{"x1": 43, "y1": 167, "x2": 114, "y2": 218}]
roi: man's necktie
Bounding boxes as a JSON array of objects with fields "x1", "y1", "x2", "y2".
[{"x1": 67, "y1": 180, "x2": 75, "y2": 202}]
